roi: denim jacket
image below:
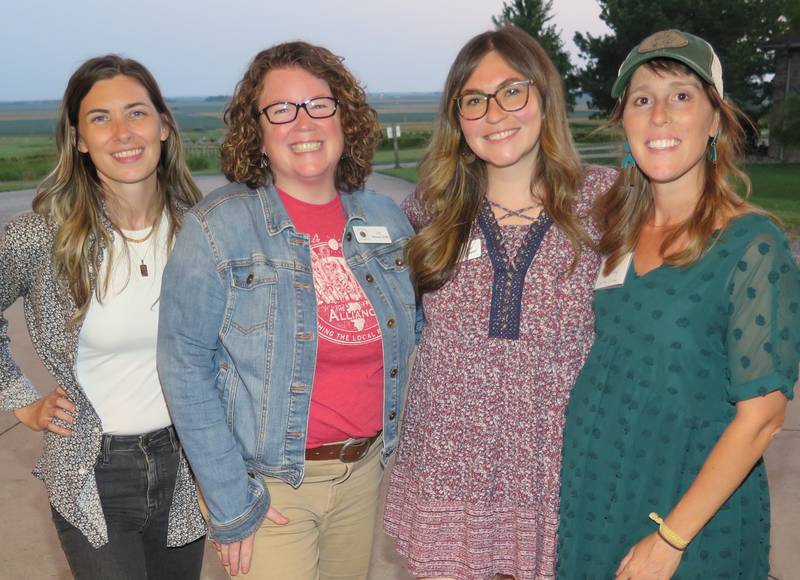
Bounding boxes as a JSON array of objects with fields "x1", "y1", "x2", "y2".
[{"x1": 157, "y1": 182, "x2": 416, "y2": 543}]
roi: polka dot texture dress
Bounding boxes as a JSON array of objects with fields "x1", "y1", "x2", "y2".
[
  {"x1": 385, "y1": 166, "x2": 618, "y2": 580},
  {"x1": 557, "y1": 214, "x2": 800, "y2": 579}
]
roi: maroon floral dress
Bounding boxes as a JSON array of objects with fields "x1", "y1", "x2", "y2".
[{"x1": 384, "y1": 166, "x2": 617, "y2": 580}]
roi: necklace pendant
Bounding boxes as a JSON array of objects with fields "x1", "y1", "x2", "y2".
[{"x1": 139, "y1": 262, "x2": 149, "y2": 277}]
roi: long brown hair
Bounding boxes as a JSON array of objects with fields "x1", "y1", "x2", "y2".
[
  {"x1": 221, "y1": 41, "x2": 380, "y2": 192},
  {"x1": 595, "y1": 59, "x2": 764, "y2": 275},
  {"x1": 406, "y1": 25, "x2": 586, "y2": 295},
  {"x1": 32, "y1": 55, "x2": 202, "y2": 320}
]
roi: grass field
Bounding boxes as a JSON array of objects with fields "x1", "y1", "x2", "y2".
[
  {"x1": 746, "y1": 164, "x2": 800, "y2": 228},
  {"x1": 0, "y1": 134, "x2": 56, "y2": 156},
  {"x1": 0, "y1": 134, "x2": 56, "y2": 185},
  {"x1": 378, "y1": 167, "x2": 419, "y2": 183},
  {"x1": 373, "y1": 147, "x2": 427, "y2": 165},
  {"x1": 1, "y1": 98, "x2": 796, "y2": 231}
]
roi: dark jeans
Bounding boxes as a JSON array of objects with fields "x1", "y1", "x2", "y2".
[{"x1": 51, "y1": 426, "x2": 205, "y2": 580}]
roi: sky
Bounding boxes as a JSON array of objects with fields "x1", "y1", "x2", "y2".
[{"x1": 1, "y1": 0, "x2": 611, "y2": 101}]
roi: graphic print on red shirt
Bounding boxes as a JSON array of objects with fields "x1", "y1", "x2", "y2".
[
  {"x1": 310, "y1": 234, "x2": 381, "y2": 346},
  {"x1": 277, "y1": 189, "x2": 384, "y2": 448}
]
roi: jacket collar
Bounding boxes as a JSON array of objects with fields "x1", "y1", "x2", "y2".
[{"x1": 257, "y1": 183, "x2": 368, "y2": 235}]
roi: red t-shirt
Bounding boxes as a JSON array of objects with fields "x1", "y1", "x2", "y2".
[{"x1": 278, "y1": 189, "x2": 384, "y2": 447}]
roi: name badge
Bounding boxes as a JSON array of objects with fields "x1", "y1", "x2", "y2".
[
  {"x1": 352, "y1": 226, "x2": 392, "y2": 244},
  {"x1": 595, "y1": 252, "x2": 632, "y2": 290},
  {"x1": 461, "y1": 238, "x2": 482, "y2": 261}
]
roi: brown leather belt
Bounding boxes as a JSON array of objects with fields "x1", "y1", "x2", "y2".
[{"x1": 305, "y1": 433, "x2": 381, "y2": 463}]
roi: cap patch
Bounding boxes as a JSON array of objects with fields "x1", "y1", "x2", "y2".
[{"x1": 638, "y1": 30, "x2": 689, "y2": 53}]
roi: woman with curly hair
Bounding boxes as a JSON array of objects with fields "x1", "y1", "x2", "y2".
[
  {"x1": 157, "y1": 41, "x2": 416, "y2": 579},
  {"x1": 0, "y1": 55, "x2": 206, "y2": 578}
]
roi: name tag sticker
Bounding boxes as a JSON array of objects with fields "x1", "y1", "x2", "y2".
[
  {"x1": 352, "y1": 226, "x2": 392, "y2": 244},
  {"x1": 595, "y1": 252, "x2": 632, "y2": 290},
  {"x1": 463, "y1": 238, "x2": 482, "y2": 261}
]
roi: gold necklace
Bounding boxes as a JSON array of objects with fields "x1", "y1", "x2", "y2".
[
  {"x1": 116, "y1": 202, "x2": 163, "y2": 243},
  {"x1": 121, "y1": 216, "x2": 161, "y2": 276},
  {"x1": 120, "y1": 224, "x2": 156, "y2": 244},
  {"x1": 126, "y1": 233, "x2": 155, "y2": 277}
]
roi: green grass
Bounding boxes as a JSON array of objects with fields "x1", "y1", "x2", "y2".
[
  {"x1": 0, "y1": 131, "x2": 222, "y2": 189},
  {"x1": 0, "y1": 180, "x2": 40, "y2": 192},
  {"x1": 747, "y1": 164, "x2": 800, "y2": 229},
  {"x1": 0, "y1": 153, "x2": 55, "y2": 182},
  {"x1": 0, "y1": 134, "x2": 56, "y2": 157},
  {"x1": 188, "y1": 156, "x2": 221, "y2": 175},
  {"x1": 377, "y1": 167, "x2": 418, "y2": 183},
  {"x1": 372, "y1": 147, "x2": 426, "y2": 165}
]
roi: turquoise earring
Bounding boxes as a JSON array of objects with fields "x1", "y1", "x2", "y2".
[
  {"x1": 707, "y1": 134, "x2": 719, "y2": 164},
  {"x1": 621, "y1": 140, "x2": 636, "y2": 169}
]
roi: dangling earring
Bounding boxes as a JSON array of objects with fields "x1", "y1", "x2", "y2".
[
  {"x1": 260, "y1": 153, "x2": 270, "y2": 169},
  {"x1": 707, "y1": 134, "x2": 719, "y2": 164},
  {"x1": 621, "y1": 140, "x2": 636, "y2": 169}
]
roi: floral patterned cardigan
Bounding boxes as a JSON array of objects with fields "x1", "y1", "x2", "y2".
[{"x1": 0, "y1": 203, "x2": 206, "y2": 548}]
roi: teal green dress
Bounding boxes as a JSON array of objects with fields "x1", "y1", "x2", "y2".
[{"x1": 557, "y1": 214, "x2": 800, "y2": 579}]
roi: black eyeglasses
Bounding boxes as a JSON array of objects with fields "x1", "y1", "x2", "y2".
[
  {"x1": 258, "y1": 96, "x2": 339, "y2": 125},
  {"x1": 454, "y1": 80, "x2": 534, "y2": 120}
]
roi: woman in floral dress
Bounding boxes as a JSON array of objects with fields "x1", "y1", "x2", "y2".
[{"x1": 383, "y1": 26, "x2": 616, "y2": 580}]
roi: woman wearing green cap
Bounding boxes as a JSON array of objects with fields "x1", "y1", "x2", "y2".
[{"x1": 557, "y1": 30, "x2": 799, "y2": 579}]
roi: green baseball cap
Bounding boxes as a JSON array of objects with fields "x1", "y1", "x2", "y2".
[{"x1": 611, "y1": 30, "x2": 724, "y2": 99}]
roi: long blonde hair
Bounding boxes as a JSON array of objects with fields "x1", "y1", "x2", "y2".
[
  {"x1": 32, "y1": 55, "x2": 202, "y2": 321},
  {"x1": 595, "y1": 59, "x2": 765, "y2": 275},
  {"x1": 406, "y1": 26, "x2": 586, "y2": 295}
]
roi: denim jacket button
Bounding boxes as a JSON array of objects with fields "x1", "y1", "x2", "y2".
[
  {"x1": 365, "y1": 274, "x2": 374, "y2": 283},
  {"x1": 246, "y1": 273, "x2": 254, "y2": 286},
  {"x1": 387, "y1": 318, "x2": 396, "y2": 328},
  {"x1": 395, "y1": 257, "x2": 404, "y2": 267},
  {"x1": 389, "y1": 411, "x2": 397, "y2": 420},
  {"x1": 389, "y1": 367, "x2": 398, "y2": 377},
  {"x1": 345, "y1": 232, "x2": 353, "y2": 241}
]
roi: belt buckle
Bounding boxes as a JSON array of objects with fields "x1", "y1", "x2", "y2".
[{"x1": 338, "y1": 437, "x2": 371, "y2": 463}]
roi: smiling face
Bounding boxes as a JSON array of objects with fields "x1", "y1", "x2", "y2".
[
  {"x1": 76, "y1": 75, "x2": 168, "y2": 194},
  {"x1": 458, "y1": 50, "x2": 542, "y2": 172},
  {"x1": 258, "y1": 67, "x2": 344, "y2": 200},
  {"x1": 622, "y1": 64, "x2": 719, "y2": 195}
]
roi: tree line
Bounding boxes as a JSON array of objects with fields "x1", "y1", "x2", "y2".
[{"x1": 493, "y1": 0, "x2": 795, "y2": 127}]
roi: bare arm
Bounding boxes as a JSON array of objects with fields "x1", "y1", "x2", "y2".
[
  {"x1": 663, "y1": 391, "x2": 785, "y2": 540},
  {"x1": 616, "y1": 392, "x2": 787, "y2": 579},
  {"x1": 617, "y1": 227, "x2": 799, "y2": 579}
]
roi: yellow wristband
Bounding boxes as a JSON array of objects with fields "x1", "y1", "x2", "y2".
[{"x1": 648, "y1": 512, "x2": 689, "y2": 551}]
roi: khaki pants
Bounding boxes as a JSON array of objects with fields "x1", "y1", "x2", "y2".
[{"x1": 242, "y1": 438, "x2": 383, "y2": 580}]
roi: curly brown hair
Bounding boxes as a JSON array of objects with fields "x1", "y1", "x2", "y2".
[{"x1": 221, "y1": 41, "x2": 380, "y2": 192}]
